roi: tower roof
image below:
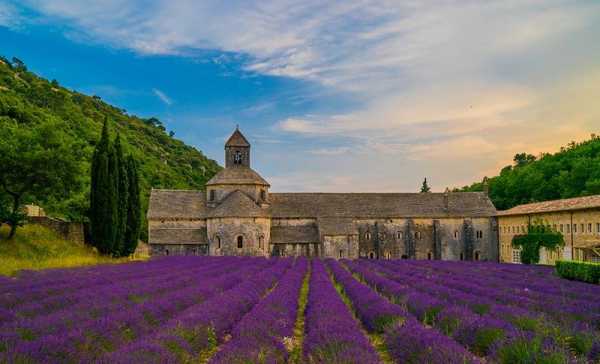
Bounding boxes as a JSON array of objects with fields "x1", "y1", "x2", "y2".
[
  {"x1": 206, "y1": 166, "x2": 270, "y2": 186},
  {"x1": 225, "y1": 128, "x2": 250, "y2": 147}
]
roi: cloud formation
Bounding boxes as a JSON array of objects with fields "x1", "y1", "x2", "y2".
[
  {"x1": 13, "y1": 0, "x2": 600, "y2": 191},
  {"x1": 152, "y1": 88, "x2": 173, "y2": 106}
]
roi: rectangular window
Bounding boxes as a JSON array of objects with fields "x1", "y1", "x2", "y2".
[
  {"x1": 553, "y1": 224, "x2": 556, "y2": 231},
  {"x1": 559, "y1": 224, "x2": 563, "y2": 232},
  {"x1": 597, "y1": 223, "x2": 600, "y2": 234},
  {"x1": 567, "y1": 224, "x2": 570, "y2": 233},
  {"x1": 581, "y1": 224, "x2": 585, "y2": 234},
  {"x1": 573, "y1": 224, "x2": 577, "y2": 233},
  {"x1": 512, "y1": 249, "x2": 521, "y2": 264},
  {"x1": 588, "y1": 223, "x2": 592, "y2": 233}
]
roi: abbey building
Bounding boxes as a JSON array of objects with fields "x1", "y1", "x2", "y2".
[{"x1": 147, "y1": 128, "x2": 499, "y2": 260}]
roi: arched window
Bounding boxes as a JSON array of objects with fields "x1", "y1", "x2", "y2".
[
  {"x1": 237, "y1": 236, "x2": 244, "y2": 249},
  {"x1": 234, "y1": 151, "x2": 243, "y2": 165},
  {"x1": 260, "y1": 189, "x2": 266, "y2": 200},
  {"x1": 339, "y1": 250, "x2": 343, "y2": 258},
  {"x1": 209, "y1": 190, "x2": 215, "y2": 201},
  {"x1": 460, "y1": 252, "x2": 464, "y2": 261},
  {"x1": 216, "y1": 236, "x2": 221, "y2": 249},
  {"x1": 415, "y1": 231, "x2": 421, "y2": 240},
  {"x1": 165, "y1": 249, "x2": 169, "y2": 256},
  {"x1": 454, "y1": 230, "x2": 459, "y2": 239},
  {"x1": 474, "y1": 251, "x2": 481, "y2": 261},
  {"x1": 369, "y1": 252, "x2": 375, "y2": 259},
  {"x1": 365, "y1": 232, "x2": 371, "y2": 240},
  {"x1": 385, "y1": 252, "x2": 391, "y2": 259},
  {"x1": 396, "y1": 231, "x2": 403, "y2": 239},
  {"x1": 259, "y1": 235, "x2": 264, "y2": 249},
  {"x1": 427, "y1": 252, "x2": 432, "y2": 260}
]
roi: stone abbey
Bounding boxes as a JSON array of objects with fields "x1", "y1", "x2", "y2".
[{"x1": 148, "y1": 128, "x2": 499, "y2": 260}]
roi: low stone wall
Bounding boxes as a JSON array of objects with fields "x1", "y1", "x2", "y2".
[{"x1": 27, "y1": 216, "x2": 85, "y2": 245}]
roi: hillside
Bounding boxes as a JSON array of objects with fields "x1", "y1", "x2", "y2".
[
  {"x1": 458, "y1": 134, "x2": 600, "y2": 210},
  {"x1": 0, "y1": 56, "x2": 221, "y2": 237},
  {"x1": 0, "y1": 224, "x2": 134, "y2": 276}
]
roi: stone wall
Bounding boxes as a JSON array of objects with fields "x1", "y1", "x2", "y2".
[
  {"x1": 27, "y1": 216, "x2": 84, "y2": 244},
  {"x1": 323, "y1": 235, "x2": 359, "y2": 259},
  {"x1": 207, "y1": 217, "x2": 270, "y2": 257}
]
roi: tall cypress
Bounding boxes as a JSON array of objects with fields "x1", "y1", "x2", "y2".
[
  {"x1": 106, "y1": 138, "x2": 119, "y2": 255},
  {"x1": 90, "y1": 118, "x2": 117, "y2": 254},
  {"x1": 114, "y1": 134, "x2": 129, "y2": 256},
  {"x1": 123, "y1": 156, "x2": 141, "y2": 256}
]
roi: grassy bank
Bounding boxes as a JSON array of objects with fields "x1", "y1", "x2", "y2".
[{"x1": 0, "y1": 224, "x2": 134, "y2": 276}]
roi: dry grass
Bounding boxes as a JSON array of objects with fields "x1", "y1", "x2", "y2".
[{"x1": 0, "y1": 224, "x2": 139, "y2": 276}]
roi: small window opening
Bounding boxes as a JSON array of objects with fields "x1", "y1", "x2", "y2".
[
  {"x1": 260, "y1": 189, "x2": 266, "y2": 200},
  {"x1": 237, "y1": 236, "x2": 244, "y2": 249},
  {"x1": 234, "y1": 150, "x2": 243, "y2": 165},
  {"x1": 259, "y1": 236, "x2": 264, "y2": 249},
  {"x1": 460, "y1": 252, "x2": 464, "y2": 261},
  {"x1": 396, "y1": 231, "x2": 403, "y2": 239},
  {"x1": 369, "y1": 252, "x2": 375, "y2": 259},
  {"x1": 339, "y1": 250, "x2": 343, "y2": 259},
  {"x1": 165, "y1": 249, "x2": 169, "y2": 256},
  {"x1": 365, "y1": 232, "x2": 371, "y2": 240},
  {"x1": 209, "y1": 190, "x2": 215, "y2": 201},
  {"x1": 401, "y1": 254, "x2": 408, "y2": 259},
  {"x1": 427, "y1": 252, "x2": 432, "y2": 260},
  {"x1": 454, "y1": 230, "x2": 459, "y2": 239},
  {"x1": 217, "y1": 236, "x2": 221, "y2": 249},
  {"x1": 475, "y1": 251, "x2": 480, "y2": 261}
]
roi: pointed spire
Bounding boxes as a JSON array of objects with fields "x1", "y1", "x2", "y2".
[{"x1": 225, "y1": 127, "x2": 250, "y2": 147}]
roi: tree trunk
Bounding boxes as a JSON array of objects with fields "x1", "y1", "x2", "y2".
[{"x1": 8, "y1": 223, "x2": 17, "y2": 239}]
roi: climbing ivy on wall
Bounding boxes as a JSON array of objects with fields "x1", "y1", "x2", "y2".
[{"x1": 512, "y1": 220, "x2": 565, "y2": 264}]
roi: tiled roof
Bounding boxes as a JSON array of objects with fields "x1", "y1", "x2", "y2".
[
  {"x1": 208, "y1": 190, "x2": 270, "y2": 218},
  {"x1": 268, "y1": 192, "x2": 496, "y2": 218},
  {"x1": 318, "y1": 217, "x2": 356, "y2": 235},
  {"x1": 270, "y1": 225, "x2": 320, "y2": 244},
  {"x1": 148, "y1": 190, "x2": 496, "y2": 220},
  {"x1": 225, "y1": 128, "x2": 250, "y2": 147},
  {"x1": 149, "y1": 227, "x2": 208, "y2": 244},
  {"x1": 497, "y1": 195, "x2": 600, "y2": 216},
  {"x1": 206, "y1": 166, "x2": 270, "y2": 186},
  {"x1": 147, "y1": 189, "x2": 206, "y2": 219}
]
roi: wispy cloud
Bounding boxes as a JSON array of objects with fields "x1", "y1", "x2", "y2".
[
  {"x1": 10, "y1": 0, "x2": 600, "y2": 191},
  {"x1": 152, "y1": 88, "x2": 173, "y2": 106}
]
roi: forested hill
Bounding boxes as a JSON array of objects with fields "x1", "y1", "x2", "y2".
[
  {"x1": 458, "y1": 135, "x2": 600, "y2": 210},
  {"x1": 0, "y1": 56, "x2": 221, "y2": 224}
]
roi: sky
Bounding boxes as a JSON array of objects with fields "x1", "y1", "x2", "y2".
[{"x1": 1, "y1": 1, "x2": 600, "y2": 192}]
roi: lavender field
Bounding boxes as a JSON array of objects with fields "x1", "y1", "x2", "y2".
[{"x1": 1, "y1": 257, "x2": 599, "y2": 363}]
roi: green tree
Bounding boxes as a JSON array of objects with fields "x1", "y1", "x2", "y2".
[
  {"x1": 513, "y1": 153, "x2": 536, "y2": 167},
  {"x1": 0, "y1": 119, "x2": 83, "y2": 239},
  {"x1": 114, "y1": 134, "x2": 129, "y2": 256},
  {"x1": 420, "y1": 178, "x2": 431, "y2": 193},
  {"x1": 512, "y1": 220, "x2": 565, "y2": 264},
  {"x1": 90, "y1": 119, "x2": 118, "y2": 254},
  {"x1": 123, "y1": 156, "x2": 141, "y2": 256}
]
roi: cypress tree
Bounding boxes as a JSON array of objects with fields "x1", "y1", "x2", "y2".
[
  {"x1": 114, "y1": 134, "x2": 129, "y2": 256},
  {"x1": 90, "y1": 118, "x2": 117, "y2": 254},
  {"x1": 106, "y1": 139, "x2": 119, "y2": 255},
  {"x1": 123, "y1": 156, "x2": 141, "y2": 256}
]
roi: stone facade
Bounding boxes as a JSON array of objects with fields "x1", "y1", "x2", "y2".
[
  {"x1": 148, "y1": 128, "x2": 499, "y2": 261},
  {"x1": 498, "y1": 197, "x2": 600, "y2": 264}
]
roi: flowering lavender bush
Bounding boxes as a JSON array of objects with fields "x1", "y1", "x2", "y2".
[
  {"x1": 303, "y1": 259, "x2": 380, "y2": 364},
  {"x1": 0, "y1": 256, "x2": 597, "y2": 364}
]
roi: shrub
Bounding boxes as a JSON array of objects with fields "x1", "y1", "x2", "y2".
[{"x1": 555, "y1": 260, "x2": 600, "y2": 284}]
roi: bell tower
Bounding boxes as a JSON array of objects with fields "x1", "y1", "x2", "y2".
[{"x1": 225, "y1": 126, "x2": 250, "y2": 168}]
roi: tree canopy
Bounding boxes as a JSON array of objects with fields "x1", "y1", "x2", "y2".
[
  {"x1": 458, "y1": 134, "x2": 600, "y2": 210},
  {"x1": 0, "y1": 56, "x2": 221, "y2": 240}
]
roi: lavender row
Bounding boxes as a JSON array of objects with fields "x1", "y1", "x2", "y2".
[
  {"x1": 349, "y1": 260, "x2": 597, "y2": 362},
  {"x1": 2, "y1": 257, "x2": 228, "y2": 322},
  {"x1": 209, "y1": 257, "x2": 309, "y2": 363},
  {"x1": 1, "y1": 259, "x2": 274, "y2": 363},
  {"x1": 0, "y1": 257, "x2": 250, "y2": 344},
  {"x1": 327, "y1": 259, "x2": 480, "y2": 364},
  {"x1": 104, "y1": 258, "x2": 293, "y2": 364},
  {"x1": 376, "y1": 260, "x2": 600, "y2": 326},
  {"x1": 0, "y1": 256, "x2": 217, "y2": 309},
  {"x1": 302, "y1": 259, "x2": 380, "y2": 364}
]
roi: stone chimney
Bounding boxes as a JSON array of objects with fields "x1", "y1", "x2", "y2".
[{"x1": 482, "y1": 177, "x2": 490, "y2": 196}]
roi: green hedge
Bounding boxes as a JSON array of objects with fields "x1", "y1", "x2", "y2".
[{"x1": 555, "y1": 260, "x2": 600, "y2": 284}]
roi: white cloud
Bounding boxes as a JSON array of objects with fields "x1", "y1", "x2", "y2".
[
  {"x1": 152, "y1": 88, "x2": 173, "y2": 106},
  {"x1": 0, "y1": 2, "x2": 19, "y2": 27},
  {"x1": 13, "y1": 0, "x2": 600, "y2": 191}
]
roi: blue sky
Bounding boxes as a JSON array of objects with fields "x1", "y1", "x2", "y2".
[{"x1": 2, "y1": 1, "x2": 600, "y2": 192}]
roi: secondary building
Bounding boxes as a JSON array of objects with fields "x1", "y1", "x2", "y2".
[
  {"x1": 498, "y1": 196, "x2": 600, "y2": 264},
  {"x1": 147, "y1": 128, "x2": 499, "y2": 260}
]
